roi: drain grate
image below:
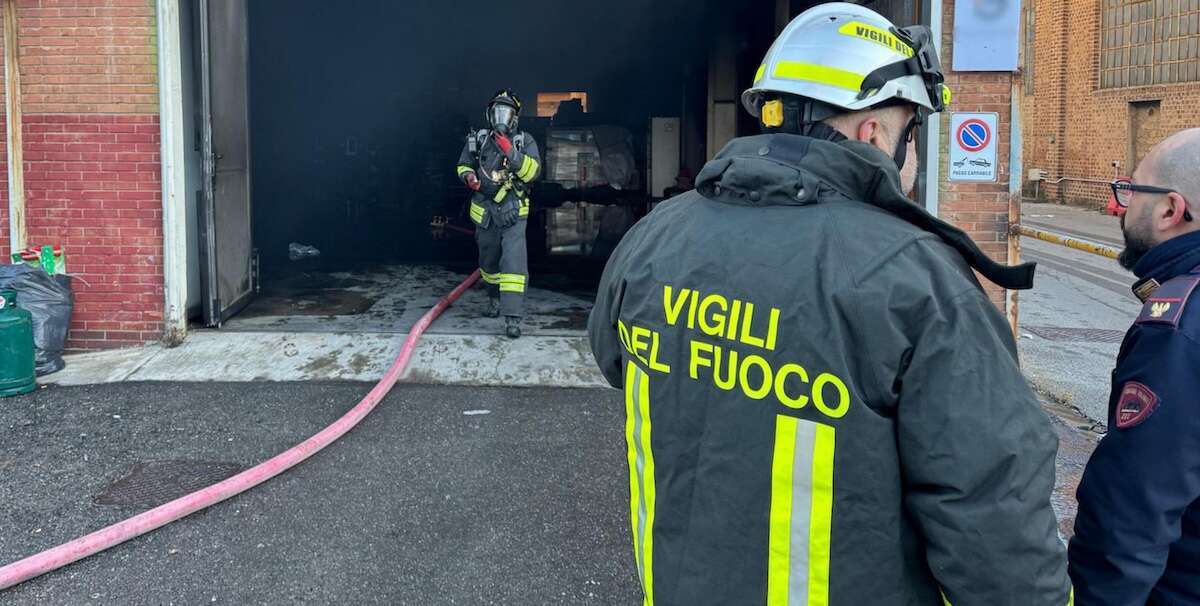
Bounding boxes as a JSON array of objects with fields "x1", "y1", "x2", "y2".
[
  {"x1": 95, "y1": 460, "x2": 244, "y2": 508},
  {"x1": 1024, "y1": 326, "x2": 1127, "y2": 343}
]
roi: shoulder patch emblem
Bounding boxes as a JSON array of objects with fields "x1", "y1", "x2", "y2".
[
  {"x1": 1136, "y1": 274, "x2": 1200, "y2": 327},
  {"x1": 1116, "y1": 382, "x2": 1159, "y2": 429}
]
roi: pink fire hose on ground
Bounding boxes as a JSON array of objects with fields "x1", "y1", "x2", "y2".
[{"x1": 0, "y1": 270, "x2": 481, "y2": 592}]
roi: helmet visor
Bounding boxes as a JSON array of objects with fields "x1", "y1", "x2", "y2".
[{"x1": 892, "y1": 25, "x2": 948, "y2": 113}]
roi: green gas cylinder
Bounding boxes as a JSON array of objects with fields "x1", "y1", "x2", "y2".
[{"x1": 0, "y1": 289, "x2": 37, "y2": 397}]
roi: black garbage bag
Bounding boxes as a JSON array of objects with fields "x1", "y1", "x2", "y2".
[{"x1": 0, "y1": 264, "x2": 73, "y2": 376}]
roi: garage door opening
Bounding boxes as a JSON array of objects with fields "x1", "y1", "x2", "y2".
[{"x1": 178, "y1": 0, "x2": 928, "y2": 334}]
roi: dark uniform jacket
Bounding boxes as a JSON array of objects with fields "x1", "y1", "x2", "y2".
[
  {"x1": 588, "y1": 134, "x2": 1073, "y2": 606},
  {"x1": 456, "y1": 130, "x2": 541, "y2": 229},
  {"x1": 1070, "y1": 230, "x2": 1200, "y2": 606}
]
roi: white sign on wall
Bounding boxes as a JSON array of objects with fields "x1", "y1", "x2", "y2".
[
  {"x1": 952, "y1": 0, "x2": 1021, "y2": 71},
  {"x1": 948, "y1": 113, "x2": 999, "y2": 182}
]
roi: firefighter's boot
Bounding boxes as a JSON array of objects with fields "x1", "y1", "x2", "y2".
[{"x1": 484, "y1": 297, "x2": 501, "y2": 318}]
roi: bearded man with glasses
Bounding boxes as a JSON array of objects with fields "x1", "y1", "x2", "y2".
[{"x1": 1071, "y1": 128, "x2": 1200, "y2": 605}]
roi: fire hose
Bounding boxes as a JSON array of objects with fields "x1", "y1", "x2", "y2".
[{"x1": 0, "y1": 270, "x2": 481, "y2": 591}]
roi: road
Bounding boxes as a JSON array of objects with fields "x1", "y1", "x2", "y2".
[{"x1": 1018, "y1": 202, "x2": 1142, "y2": 425}]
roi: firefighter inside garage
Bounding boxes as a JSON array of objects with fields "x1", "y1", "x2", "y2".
[{"x1": 185, "y1": 0, "x2": 924, "y2": 334}]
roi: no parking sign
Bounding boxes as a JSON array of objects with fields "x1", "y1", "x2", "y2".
[{"x1": 949, "y1": 113, "x2": 998, "y2": 182}]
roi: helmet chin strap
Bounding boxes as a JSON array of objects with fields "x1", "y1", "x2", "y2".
[
  {"x1": 762, "y1": 95, "x2": 919, "y2": 173},
  {"x1": 892, "y1": 118, "x2": 917, "y2": 172}
]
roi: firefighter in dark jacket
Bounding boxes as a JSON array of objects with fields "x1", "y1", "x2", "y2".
[
  {"x1": 587, "y1": 4, "x2": 1073, "y2": 605},
  {"x1": 456, "y1": 90, "x2": 541, "y2": 338},
  {"x1": 1069, "y1": 128, "x2": 1200, "y2": 606}
]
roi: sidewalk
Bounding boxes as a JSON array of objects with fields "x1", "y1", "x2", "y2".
[
  {"x1": 44, "y1": 266, "x2": 609, "y2": 389},
  {"x1": 1018, "y1": 202, "x2": 1139, "y2": 424},
  {"x1": 1022, "y1": 202, "x2": 1123, "y2": 248}
]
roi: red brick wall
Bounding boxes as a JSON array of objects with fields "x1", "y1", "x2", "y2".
[
  {"x1": 1023, "y1": 0, "x2": 1200, "y2": 207},
  {"x1": 1, "y1": 0, "x2": 162, "y2": 349},
  {"x1": 937, "y1": 0, "x2": 1016, "y2": 308}
]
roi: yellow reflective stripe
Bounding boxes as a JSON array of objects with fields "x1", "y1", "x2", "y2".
[
  {"x1": 773, "y1": 61, "x2": 864, "y2": 92},
  {"x1": 494, "y1": 183, "x2": 511, "y2": 203},
  {"x1": 625, "y1": 362, "x2": 655, "y2": 605},
  {"x1": 469, "y1": 202, "x2": 485, "y2": 223},
  {"x1": 808, "y1": 423, "x2": 834, "y2": 606},
  {"x1": 456, "y1": 165, "x2": 475, "y2": 177},
  {"x1": 517, "y1": 155, "x2": 539, "y2": 181},
  {"x1": 495, "y1": 273, "x2": 526, "y2": 293},
  {"x1": 755, "y1": 63, "x2": 766, "y2": 84},
  {"x1": 625, "y1": 364, "x2": 643, "y2": 587},
  {"x1": 767, "y1": 415, "x2": 835, "y2": 606},
  {"x1": 638, "y1": 365, "x2": 655, "y2": 605},
  {"x1": 767, "y1": 416, "x2": 799, "y2": 605},
  {"x1": 518, "y1": 198, "x2": 530, "y2": 217},
  {"x1": 482, "y1": 272, "x2": 525, "y2": 287}
]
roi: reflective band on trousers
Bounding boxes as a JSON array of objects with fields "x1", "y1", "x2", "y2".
[
  {"x1": 768, "y1": 415, "x2": 835, "y2": 606},
  {"x1": 499, "y1": 277, "x2": 526, "y2": 293},
  {"x1": 480, "y1": 270, "x2": 526, "y2": 293},
  {"x1": 773, "y1": 61, "x2": 865, "y2": 92},
  {"x1": 625, "y1": 362, "x2": 656, "y2": 606}
]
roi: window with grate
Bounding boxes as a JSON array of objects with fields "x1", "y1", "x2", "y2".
[{"x1": 1100, "y1": 0, "x2": 1200, "y2": 88}]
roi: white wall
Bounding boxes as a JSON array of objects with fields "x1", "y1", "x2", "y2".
[{"x1": 180, "y1": 0, "x2": 203, "y2": 313}]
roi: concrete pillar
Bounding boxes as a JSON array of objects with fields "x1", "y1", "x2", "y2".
[{"x1": 3, "y1": 0, "x2": 25, "y2": 254}]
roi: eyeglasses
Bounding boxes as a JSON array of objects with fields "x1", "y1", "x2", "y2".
[{"x1": 1111, "y1": 179, "x2": 1193, "y2": 221}]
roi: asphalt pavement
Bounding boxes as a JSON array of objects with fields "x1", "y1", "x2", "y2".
[
  {"x1": 1018, "y1": 203, "x2": 1141, "y2": 424},
  {"x1": 0, "y1": 382, "x2": 638, "y2": 605}
]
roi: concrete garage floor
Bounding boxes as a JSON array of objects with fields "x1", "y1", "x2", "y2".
[
  {"x1": 227, "y1": 265, "x2": 596, "y2": 337},
  {"x1": 48, "y1": 265, "x2": 609, "y2": 388}
]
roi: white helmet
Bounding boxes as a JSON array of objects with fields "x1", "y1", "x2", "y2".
[{"x1": 742, "y1": 3, "x2": 951, "y2": 127}]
